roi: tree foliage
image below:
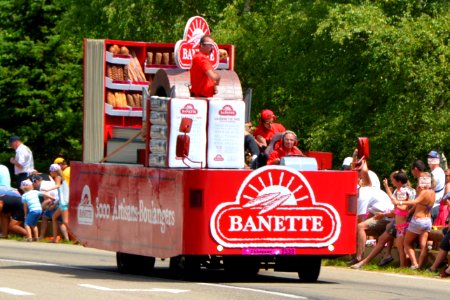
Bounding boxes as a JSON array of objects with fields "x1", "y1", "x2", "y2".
[
  {"x1": 0, "y1": 0, "x2": 82, "y2": 172},
  {"x1": 0, "y1": 0, "x2": 448, "y2": 180}
]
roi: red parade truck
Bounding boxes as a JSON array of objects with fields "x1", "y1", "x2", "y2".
[{"x1": 69, "y1": 17, "x2": 359, "y2": 282}]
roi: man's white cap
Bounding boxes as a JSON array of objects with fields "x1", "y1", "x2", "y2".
[{"x1": 342, "y1": 157, "x2": 353, "y2": 168}]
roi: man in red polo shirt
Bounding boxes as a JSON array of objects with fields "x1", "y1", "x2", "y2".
[{"x1": 190, "y1": 35, "x2": 221, "y2": 97}]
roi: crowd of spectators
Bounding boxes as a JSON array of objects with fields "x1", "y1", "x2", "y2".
[
  {"x1": 344, "y1": 151, "x2": 450, "y2": 278},
  {"x1": 0, "y1": 135, "x2": 72, "y2": 243}
]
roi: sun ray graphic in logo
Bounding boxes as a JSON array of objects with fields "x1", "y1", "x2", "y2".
[{"x1": 210, "y1": 165, "x2": 342, "y2": 248}]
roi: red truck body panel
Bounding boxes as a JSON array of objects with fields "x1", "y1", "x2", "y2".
[{"x1": 70, "y1": 162, "x2": 358, "y2": 258}]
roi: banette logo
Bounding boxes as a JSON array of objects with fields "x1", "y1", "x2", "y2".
[
  {"x1": 77, "y1": 185, "x2": 94, "y2": 225},
  {"x1": 214, "y1": 154, "x2": 224, "y2": 161},
  {"x1": 218, "y1": 105, "x2": 237, "y2": 116},
  {"x1": 210, "y1": 165, "x2": 341, "y2": 248},
  {"x1": 180, "y1": 103, "x2": 198, "y2": 115},
  {"x1": 174, "y1": 16, "x2": 219, "y2": 69}
]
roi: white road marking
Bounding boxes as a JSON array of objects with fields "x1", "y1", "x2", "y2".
[
  {"x1": 197, "y1": 282, "x2": 308, "y2": 299},
  {"x1": 0, "y1": 287, "x2": 34, "y2": 296},
  {"x1": 79, "y1": 284, "x2": 189, "y2": 294},
  {"x1": 0, "y1": 258, "x2": 83, "y2": 270}
]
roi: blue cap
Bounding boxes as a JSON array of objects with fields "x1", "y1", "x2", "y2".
[
  {"x1": 428, "y1": 150, "x2": 439, "y2": 158},
  {"x1": 9, "y1": 135, "x2": 20, "y2": 143}
]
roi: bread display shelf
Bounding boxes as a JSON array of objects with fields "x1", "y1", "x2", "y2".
[
  {"x1": 105, "y1": 103, "x2": 143, "y2": 117},
  {"x1": 144, "y1": 64, "x2": 178, "y2": 74},
  {"x1": 105, "y1": 77, "x2": 149, "y2": 91},
  {"x1": 105, "y1": 51, "x2": 132, "y2": 65}
]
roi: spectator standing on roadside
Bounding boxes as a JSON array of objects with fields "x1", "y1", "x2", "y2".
[
  {"x1": 9, "y1": 136, "x2": 34, "y2": 190},
  {"x1": 351, "y1": 150, "x2": 380, "y2": 189},
  {"x1": 0, "y1": 164, "x2": 12, "y2": 192},
  {"x1": 411, "y1": 160, "x2": 426, "y2": 178},
  {"x1": 383, "y1": 171, "x2": 416, "y2": 267},
  {"x1": 54, "y1": 157, "x2": 71, "y2": 186},
  {"x1": 428, "y1": 196, "x2": 450, "y2": 275},
  {"x1": 427, "y1": 150, "x2": 445, "y2": 223},
  {"x1": 30, "y1": 174, "x2": 58, "y2": 240},
  {"x1": 342, "y1": 157, "x2": 353, "y2": 170},
  {"x1": 433, "y1": 169, "x2": 450, "y2": 226},
  {"x1": 45, "y1": 164, "x2": 70, "y2": 242},
  {"x1": 346, "y1": 157, "x2": 394, "y2": 265},
  {"x1": 189, "y1": 34, "x2": 221, "y2": 98},
  {"x1": 20, "y1": 179, "x2": 54, "y2": 242},
  {"x1": 392, "y1": 172, "x2": 435, "y2": 270}
]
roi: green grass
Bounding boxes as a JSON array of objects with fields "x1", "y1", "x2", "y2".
[
  {"x1": 323, "y1": 258, "x2": 444, "y2": 278},
  {"x1": 4, "y1": 234, "x2": 77, "y2": 245}
]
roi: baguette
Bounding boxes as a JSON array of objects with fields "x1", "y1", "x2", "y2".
[
  {"x1": 107, "y1": 91, "x2": 116, "y2": 107},
  {"x1": 126, "y1": 94, "x2": 135, "y2": 107}
]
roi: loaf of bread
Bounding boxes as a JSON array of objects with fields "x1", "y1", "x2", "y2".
[
  {"x1": 155, "y1": 52, "x2": 162, "y2": 65},
  {"x1": 108, "y1": 44, "x2": 120, "y2": 55},
  {"x1": 126, "y1": 94, "x2": 135, "y2": 107},
  {"x1": 162, "y1": 53, "x2": 170, "y2": 65},
  {"x1": 107, "y1": 91, "x2": 116, "y2": 107},
  {"x1": 147, "y1": 52, "x2": 153, "y2": 64},
  {"x1": 120, "y1": 46, "x2": 130, "y2": 55},
  {"x1": 107, "y1": 64, "x2": 113, "y2": 78}
]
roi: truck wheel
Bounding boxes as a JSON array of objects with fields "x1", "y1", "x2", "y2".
[
  {"x1": 169, "y1": 255, "x2": 201, "y2": 279},
  {"x1": 116, "y1": 252, "x2": 155, "y2": 275},
  {"x1": 297, "y1": 256, "x2": 321, "y2": 282},
  {"x1": 223, "y1": 256, "x2": 260, "y2": 278}
]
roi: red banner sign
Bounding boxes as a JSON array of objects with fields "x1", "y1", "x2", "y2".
[{"x1": 210, "y1": 166, "x2": 342, "y2": 248}]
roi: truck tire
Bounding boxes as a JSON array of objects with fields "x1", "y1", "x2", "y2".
[
  {"x1": 297, "y1": 256, "x2": 321, "y2": 282},
  {"x1": 223, "y1": 255, "x2": 260, "y2": 278},
  {"x1": 169, "y1": 255, "x2": 201, "y2": 280},
  {"x1": 116, "y1": 252, "x2": 155, "y2": 275}
]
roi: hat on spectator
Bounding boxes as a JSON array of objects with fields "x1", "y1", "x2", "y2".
[
  {"x1": 342, "y1": 157, "x2": 353, "y2": 170},
  {"x1": 54, "y1": 157, "x2": 65, "y2": 164},
  {"x1": 428, "y1": 150, "x2": 440, "y2": 158},
  {"x1": 49, "y1": 164, "x2": 61, "y2": 172},
  {"x1": 30, "y1": 174, "x2": 43, "y2": 183},
  {"x1": 9, "y1": 135, "x2": 20, "y2": 143},
  {"x1": 261, "y1": 109, "x2": 276, "y2": 121},
  {"x1": 20, "y1": 179, "x2": 33, "y2": 187}
]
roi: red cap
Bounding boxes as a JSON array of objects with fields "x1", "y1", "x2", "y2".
[{"x1": 261, "y1": 109, "x2": 276, "y2": 121}]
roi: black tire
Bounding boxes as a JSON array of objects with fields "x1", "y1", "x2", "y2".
[
  {"x1": 169, "y1": 255, "x2": 201, "y2": 280},
  {"x1": 297, "y1": 256, "x2": 321, "y2": 282},
  {"x1": 116, "y1": 252, "x2": 155, "y2": 275},
  {"x1": 223, "y1": 255, "x2": 260, "y2": 278}
]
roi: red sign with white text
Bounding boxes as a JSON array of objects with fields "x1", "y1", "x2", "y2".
[
  {"x1": 210, "y1": 165, "x2": 342, "y2": 248},
  {"x1": 174, "y1": 16, "x2": 219, "y2": 69}
]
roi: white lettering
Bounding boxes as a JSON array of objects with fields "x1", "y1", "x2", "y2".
[
  {"x1": 91, "y1": 192, "x2": 176, "y2": 233},
  {"x1": 311, "y1": 216, "x2": 323, "y2": 232},
  {"x1": 95, "y1": 197, "x2": 110, "y2": 219},
  {"x1": 229, "y1": 216, "x2": 243, "y2": 231},
  {"x1": 226, "y1": 215, "x2": 324, "y2": 232}
]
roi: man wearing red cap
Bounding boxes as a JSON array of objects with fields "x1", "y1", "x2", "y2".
[{"x1": 253, "y1": 109, "x2": 286, "y2": 150}]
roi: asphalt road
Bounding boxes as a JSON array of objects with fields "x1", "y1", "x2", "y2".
[{"x1": 0, "y1": 240, "x2": 449, "y2": 299}]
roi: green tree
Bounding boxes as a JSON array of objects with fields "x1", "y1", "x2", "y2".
[{"x1": 0, "y1": 0, "x2": 82, "y2": 172}]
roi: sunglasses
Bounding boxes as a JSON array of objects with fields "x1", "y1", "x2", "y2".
[{"x1": 202, "y1": 42, "x2": 214, "y2": 47}]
